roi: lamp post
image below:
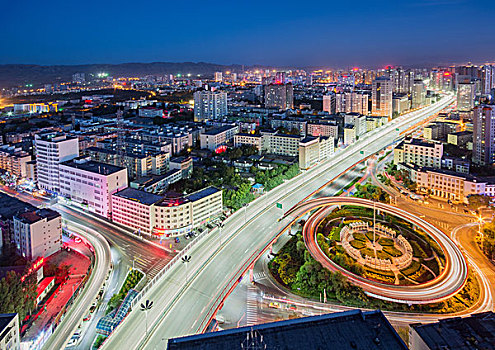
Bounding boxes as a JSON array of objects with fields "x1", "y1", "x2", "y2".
[
  {"x1": 243, "y1": 203, "x2": 248, "y2": 223},
  {"x1": 140, "y1": 299, "x2": 153, "y2": 337},
  {"x1": 181, "y1": 255, "x2": 192, "y2": 283},
  {"x1": 477, "y1": 214, "x2": 485, "y2": 251}
]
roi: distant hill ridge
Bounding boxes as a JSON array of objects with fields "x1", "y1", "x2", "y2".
[{"x1": 0, "y1": 62, "x2": 259, "y2": 88}]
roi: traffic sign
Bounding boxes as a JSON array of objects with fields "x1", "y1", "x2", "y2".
[{"x1": 276, "y1": 203, "x2": 283, "y2": 209}]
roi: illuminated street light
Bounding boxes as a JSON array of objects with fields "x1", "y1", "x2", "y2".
[
  {"x1": 140, "y1": 299, "x2": 154, "y2": 337},
  {"x1": 181, "y1": 255, "x2": 192, "y2": 283}
]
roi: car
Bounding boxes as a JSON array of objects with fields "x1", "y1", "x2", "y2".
[
  {"x1": 268, "y1": 302, "x2": 280, "y2": 309},
  {"x1": 287, "y1": 304, "x2": 297, "y2": 311},
  {"x1": 83, "y1": 314, "x2": 91, "y2": 321},
  {"x1": 74, "y1": 237, "x2": 82, "y2": 243}
]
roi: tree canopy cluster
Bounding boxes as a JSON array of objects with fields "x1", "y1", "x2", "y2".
[{"x1": 0, "y1": 271, "x2": 37, "y2": 321}]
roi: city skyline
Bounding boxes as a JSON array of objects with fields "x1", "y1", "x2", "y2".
[{"x1": 2, "y1": 0, "x2": 495, "y2": 67}]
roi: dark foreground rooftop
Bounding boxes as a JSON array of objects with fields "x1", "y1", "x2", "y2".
[
  {"x1": 167, "y1": 310, "x2": 407, "y2": 350},
  {"x1": 411, "y1": 312, "x2": 495, "y2": 350}
]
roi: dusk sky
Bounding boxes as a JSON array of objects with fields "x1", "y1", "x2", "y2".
[{"x1": 2, "y1": 0, "x2": 495, "y2": 67}]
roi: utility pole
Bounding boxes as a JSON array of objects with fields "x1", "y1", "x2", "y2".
[
  {"x1": 373, "y1": 200, "x2": 376, "y2": 247},
  {"x1": 116, "y1": 109, "x2": 125, "y2": 168}
]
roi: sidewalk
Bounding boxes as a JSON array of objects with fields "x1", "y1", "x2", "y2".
[{"x1": 22, "y1": 243, "x2": 92, "y2": 344}]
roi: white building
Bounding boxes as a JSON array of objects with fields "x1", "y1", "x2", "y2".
[
  {"x1": 457, "y1": 82, "x2": 476, "y2": 112},
  {"x1": 344, "y1": 113, "x2": 367, "y2": 137},
  {"x1": 13, "y1": 209, "x2": 61, "y2": 260},
  {"x1": 261, "y1": 131, "x2": 301, "y2": 157},
  {"x1": 194, "y1": 90, "x2": 228, "y2": 122},
  {"x1": 322, "y1": 94, "x2": 335, "y2": 114},
  {"x1": 394, "y1": 138, "x2": 443, "y2": 168},
  {"x1": 336, "y1": 92, "x2": 368, "y2": 115},
  {"x1": 372, "y1": 77, "x2": 393, "y2": 119},
  {"x1": 200, "y1": 125, "x2": 239, "y2": 151},
  {"x1": 299, "y1": 136, "x2": 334, "y2": 169},
  {"x1": 234, "y1": 133, "x2": 264, "y2": 153},
  {"x1": 0, "y1": 313, "x2": 20, "y2": 350},
  {"x1": 344, "y1": 125, "x2": 357, "y2": 145},
  {"x1": 35, "y1": 133, "x2": 79, "y2": 193},
  {"x1": 112, "y1": 186, "x2": 223, "y2": 237},
  {"x1": 401, "y1": 164, "x2": 495, "y2": 203},
  {"x1": 59, "y1": 157, "x2": 128, "y2": 218}
]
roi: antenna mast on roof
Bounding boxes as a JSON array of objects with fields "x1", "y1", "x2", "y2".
[
  {"x1": 116, "y1": 109, "x2": 125, "y2": 167},
  {"x1": 241, "y1": 328, "x2": 267, "y2": 350}
]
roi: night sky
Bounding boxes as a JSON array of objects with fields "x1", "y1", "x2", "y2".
[{"x1": 2, "y1": 0, "x2": 494, "y2": 67}]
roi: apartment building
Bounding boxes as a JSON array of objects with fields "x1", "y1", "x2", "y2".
[
  {"x1": 200, "y1": 125, "x2": 239, "y2": 151},
  {"x1": 299, "y1": 136, "x2": 334, "y2": 169},
  {"x1": 0, "y1": 145, "x2": 31, "y2": 180},
  {"x1": 13, "y1": 208, "x2": 61, "y2": 260},
  {"x1": 394, "y1": 138, "x2": 443, "y2": 168},
  {"x1": 59, "y1": 157, "x2": 128, "y2": 218},
  {"x1": 85, "y1": 147, "x2": 170, "y2": 180},
  {"x1": 307, "y1": 121, "x2": 339, "y2": 138},
  {"x1": 234, "y1": 133, "x2": 264, "y2": 153},
  {"x1": 261, "y1": 131, "x2": 301, "y2": 157},
  {"x1": 34, "y1": 133, "x2": 79, "y2": 193},
  {"x1": 270, "y1": 118, "x2": 307, "y2": 136}
]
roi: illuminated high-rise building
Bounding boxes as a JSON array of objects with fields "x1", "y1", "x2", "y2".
[
  {"x1": 457, "y1": 82, "x2": 476, "y2": 112},
  {"x1": 473, "y1": 105, "x2": 495, "y2": 166},
  {"x1": 214, "y1": 72, "x2": 223, "y2": 82},
  {"x1": 193, "y1": 90, "x2": 228, "y2": 121},
  {"x1": 264, "y1": 83, "x2": 294, "y2": 110},
  {"x1": 371, "y1": 77, "x2": 393, "y2": 118}
]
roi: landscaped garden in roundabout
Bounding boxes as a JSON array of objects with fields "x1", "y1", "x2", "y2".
[{"x1": 268, "y1": 193, "x2": 480, "y2": 314}]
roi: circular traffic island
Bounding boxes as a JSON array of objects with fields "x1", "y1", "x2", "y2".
[{"x1": 290, "y1": 197, "x2": 468, "y2": 304}]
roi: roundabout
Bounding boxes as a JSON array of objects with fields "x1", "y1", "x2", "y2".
[{"x1": 284, "y1": 197, "x2": 469, "y2": 304}]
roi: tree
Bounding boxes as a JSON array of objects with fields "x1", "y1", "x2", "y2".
[
  {"x1": 468, "y1": 194, "x2": 490, "y2": 209},
  {"x1": 0, "y1": 271, "x2": 37, "y2": 321}
]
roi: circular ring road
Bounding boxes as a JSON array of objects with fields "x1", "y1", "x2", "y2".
[{"x1": 285, "y1": 197, "x2": 468, "y2": 304}]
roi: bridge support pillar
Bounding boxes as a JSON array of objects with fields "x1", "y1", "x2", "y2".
[{"x1": 249, "y1": 265, "x2": 254, "y2": 283}]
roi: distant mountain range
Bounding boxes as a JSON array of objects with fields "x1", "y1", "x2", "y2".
[{"x1": 0, "y1": 62, "x2": 258, "y2": 89}]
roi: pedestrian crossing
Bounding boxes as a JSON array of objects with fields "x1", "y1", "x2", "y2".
[
  {"x1": 252, "y1": 272, "x2": 266, "y2": 282},
  {"x1": 246, "y1": 284, "x2": 258, "y2": 326}
]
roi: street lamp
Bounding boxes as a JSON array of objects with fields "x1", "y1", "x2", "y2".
[
  {"x1": 181, "y1": 255, "x2": 192, "y2": 283},
  {"x1": 140, "y1": 299, "x2": 153, "y2": 337}
]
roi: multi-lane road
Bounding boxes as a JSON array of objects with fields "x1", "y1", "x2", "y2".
[{"x1": 102, "y1": 94, "x2": 455, "y2": 349}]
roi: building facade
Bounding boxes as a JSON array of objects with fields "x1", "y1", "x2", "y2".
[
  {"x1": 59, "y1": 157, "x2": 128, "y2": 218},
  {"x1": 35, "y1": 133, "x2": 79, "y2": 193},
  {"x1": 193, "y1": 90, "x2": 228, "y2": 122},
  {"x1": 371, "y1": 77, "x2": 393, "y2": 119},
  {"x1": 473, "y1": 105, "x2": 495, "y2": 166},
  {"x1": 13, "y1": 209, "x2": 61, "y2": 260}
]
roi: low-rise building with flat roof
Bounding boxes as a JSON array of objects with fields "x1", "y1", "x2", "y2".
[
  {"x1": 168, "y1": 310, "x2": 407, "y2": 350},
  {"x1": 410, "y1": 312, "x2": 495, "y2": 350}
]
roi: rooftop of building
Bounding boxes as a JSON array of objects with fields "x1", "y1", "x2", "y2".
[
  {"x1": 61, "y1": 157, "x2": 125, "y2": 175},
  {"x1": 34, "y1": 133, "x2": 76, "y2": 143},
  {"x1": 170, "y1": 156, "x2": 192, "y2": 163},
  {"x1": 16, "y1": 208, "x2": 60, "y2": 224},
  {"x1": 202, "y1": 125, "x2": 237, "y2": 136},
  {"x1": 185, "y1": 186, "x2": 221, "y2": 202},
  {"x1": 167, "y1": 310, "x2": 407, "y2": 350},
  {"x1": 300, "y1": 136, "x2": 319, "y2": 144},
  {"x1": 401, "y1": 137, "x2": 442, "y2": 148},
  {"x1": 0, "y1": 313, "x2": 17, "y2": 340},
  {"x1": 235, "y1": 132, "x2": 262, "y2": 138},
  {"x1": 113, "y1": 187, "x2": 163, "y2": 206},
  {"x1": 449, "y1": 130, "x2": 473, "y2": 136},
  {"x1": 0, "y1": 193, "x2": 37, "y2": 220},
  {"x1": 411, "y1": 312, "x2": 495, "y2": 350}
]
